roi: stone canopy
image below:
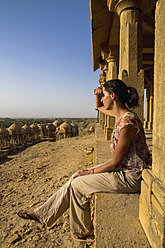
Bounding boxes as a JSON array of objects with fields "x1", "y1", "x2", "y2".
[{"x1": 90, "y1": 0, "x2": 156, "y2": 72}]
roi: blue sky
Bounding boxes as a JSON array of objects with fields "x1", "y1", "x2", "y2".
[{"x1": 0, "y1": 0, "x2": 101, "y2": 118}]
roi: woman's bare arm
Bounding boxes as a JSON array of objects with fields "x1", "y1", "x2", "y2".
[
  {"x1": 94, "y1": 87, "x2": 115, "y2": 117},
  {"x1": 73, "y1": 124, "x2": 136, "y2": 179},
  {"x1": 97, "y1": 106, "x2": 116, "y2": 117},
  {"x1": 90, "y1": 124, "x2": 136, "y2": 173}
]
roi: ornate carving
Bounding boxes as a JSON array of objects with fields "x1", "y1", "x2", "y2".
[{"x1": 115, "y1": 0, "x2": 142, "y2": 16}]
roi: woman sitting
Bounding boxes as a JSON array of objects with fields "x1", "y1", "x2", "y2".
[{"x1": 18, "y1": 79, "x2": 150, "y2": 242}]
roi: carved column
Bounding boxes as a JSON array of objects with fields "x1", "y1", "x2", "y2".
[
  {"x1": 101, "y1": 113, "x2": 105, "y2": 130},
  {"x1": 144, "y1": 87, "x2": 150, "y2": 129},
  {"x1": 105, "y1": 115, "x2": 115, "y2": 140},
  {"x1": 148, "y1": 84, "x2": 153, "y2": 130},
  {"x1": 139, "y1": 1, "x2": 165, "y2": 247},
  {"x1": 100, "y1": 112, "x2": 105, "y2": 130},
  {"x1": 106, "y1": 46, "x2": 119, "y2": 81},
  {"x1": 96, "y1": 109, "x2": 99, "y2": 123},
  {"x1": 100, "y1": 44, "x2": 118, "y2": 139},
  {"x1": 98, "y1": 59, "x2": 107, "y2": 127},
  {"x1": 115, "y1": 0, "x2": 144, "y2": 122},
  {"x1": 99, "y1": 58, "x2": 108, "y2": 87}
]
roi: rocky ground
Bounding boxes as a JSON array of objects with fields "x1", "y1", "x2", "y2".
[{"x1": 0, "y1": 133, "x2": 95, "y2": 248}]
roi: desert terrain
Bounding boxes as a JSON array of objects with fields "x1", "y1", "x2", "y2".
[{"x1": 0, "y1": 132, "x2": 95, "y2": 248}]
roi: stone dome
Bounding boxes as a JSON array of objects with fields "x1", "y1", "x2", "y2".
[
  {"x1": 8, "y1": 122, "x2": 22, "y2": 134},
  {"x1": 71, "y1": 122, "x2": 78, "y2": 128},
  {"x1": 71, "y1": 122, "x2": 78, "y2": 135},
  {"x1": 30, "y1": 123, "x2": 39, "y2": 132},
  {"x1": 37, "y1": 123, "x2": 46, "y2": 131},
  {"x1": 53, "y1": 119, "x2": 63, "y2": 128},
  {"x1": 46, "y1": 123, "x2": 55, "y2": 131},
  {"x1": 60, "y1": 120, "x2": 71, "y2": 130},
  {"x1": 22, "y1": 124, "x2": 31, "y2": 134},
  {"x1": 0, "y1": 127, "x2": 9, "y2": 137}
]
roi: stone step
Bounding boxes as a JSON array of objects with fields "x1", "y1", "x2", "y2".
[{"x1": 94, "y1": 193, "x2": 150, "y2": 248}]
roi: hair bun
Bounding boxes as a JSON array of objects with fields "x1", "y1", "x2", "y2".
[{"x1": 126, "y1": 86, "x2": 139, "y2": 108}]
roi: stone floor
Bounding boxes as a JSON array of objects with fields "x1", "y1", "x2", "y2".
[{"x1": 93, "y1": 124, "x2": 151, "y2": 247}]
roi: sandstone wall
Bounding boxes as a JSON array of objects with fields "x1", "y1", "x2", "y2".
[
  {"x1": 139, "y1": 1, "x2": 165, "y2": 247},
  {"x1": 152, "y1": 0, "x2": 165, "y2": 184}
]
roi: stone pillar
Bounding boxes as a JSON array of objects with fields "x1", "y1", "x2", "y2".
[
  {"x1": 98, "y1": 60, "x2": 107, "y2": 127},
  {"x1": 99, "y1": 58, "x2": 107, "y2": 87},
  {"x1": 96, "y1": 110, "x2": 99, "y2": 123},
  {"x1": 105, "y1": 115, "x2": 115, "y2": 141},
  {"x1": 148, "y1": 84, "x2": 153, "y2": 130},
  {"x1": 144, "y1": 87, "x2": 150, "y2": 129},
  {"x1": 104, "y1": 115, "x2": 107, "y2": 134},
  {"x1": 100, "y1": 45, "x2": 118, "y2": 140},
  {"x1": 106, "y1": 46, "x2": 118, "y2": 81},
  {"x1": 100, "y1": 112, "x2": 105, "y2": 130},
  {"x1": 115, "y1": 0, "x2": 144, "y2": 122},
  {"x1": 101, "y1": 113, "x2": 105, "y2": 130},
  {"x1": 151, "y1": 0, "x2": 165, "y2": 186},
  {"x1": 99, "y1": 111, "x2": 102, "y2": 126},
  {"x1": 139, "y1": 1, "x2": 165, "y2": 247}
]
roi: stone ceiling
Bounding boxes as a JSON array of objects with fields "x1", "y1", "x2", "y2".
[{"x1": 90, "y1": 0, "x2": 156, "y2": 71}]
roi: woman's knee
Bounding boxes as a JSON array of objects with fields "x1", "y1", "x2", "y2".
[
  {"x1": 71, "y1": 177, "x2": 81, "y2": 190},
  {"x1": 71, "y1": 176, "x2": 89, "y2": 194},
  {"x1": 71, "y1": 177, "x2": 91, "y2": 205}
]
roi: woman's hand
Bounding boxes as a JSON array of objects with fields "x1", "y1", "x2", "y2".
[
  {"x1": 73, "y1": 169, "x2": 89, "y2": 179},
  {"x1": 94, "y1": 87, "x2": 102, "y2": 95},
  {"x1": 94, "y1": 87, "x2": 103, "y2": 108}
]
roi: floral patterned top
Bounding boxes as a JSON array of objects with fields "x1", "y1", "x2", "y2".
[{"x1": 111, "y1": 112, "x2": 150, "y2": 179}]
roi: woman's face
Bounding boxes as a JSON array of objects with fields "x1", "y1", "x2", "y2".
[{"x1": 101, "y1": 87, "x2": 114, "y2": 110}]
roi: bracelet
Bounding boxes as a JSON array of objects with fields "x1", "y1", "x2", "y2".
[{"x1": 89, "y1": 169, "x2": 94, "y2": 175}]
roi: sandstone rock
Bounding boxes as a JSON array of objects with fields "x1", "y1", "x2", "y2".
[
  {"x1": 63, "y1": 222, "x2": 70, "y2": 231},
  {"x1": 86, "y1": 150, "x2": 93, "y2": 155},
  {"x1": 27, "y1": 237, "x2": 32, "y2": 242},
  {"x1": 25, "y1": 228, "x2": 32, "y2": 235},
  {"x1": 32, "y1": 234, "x2": 41, "y2": 241},
  {"x1": 61, "y1": 229, "x2": 66, "y2": 233},
  {"x1": 8, "y1": 234, "x2": 21, "y2": 244},
  {"x1": 12, "y1": 228, "x2": 19, "y2": 234},
  {"x1": 1, "y1": 230, "x2": 8, "y2": 238}
]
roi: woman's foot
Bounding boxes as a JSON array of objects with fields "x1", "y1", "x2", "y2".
[
  {"x1": 17, "y1": 211, "x2": 40, "y2": 222},
  {"x1": 72, "y1": 234, "x2": 94, "y2": 242}
]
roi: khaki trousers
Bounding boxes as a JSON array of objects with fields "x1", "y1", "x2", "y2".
[{"x1": 34, "y1": 165, "x2": 141, "y2": 236}]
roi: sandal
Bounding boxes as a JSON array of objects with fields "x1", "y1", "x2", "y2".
[
  {"x1": 72, "y1": 234, "x2": 94, "y2": 242},
  {"x1": 17, "y1": 211, "x2": 40, "y2": 223}
]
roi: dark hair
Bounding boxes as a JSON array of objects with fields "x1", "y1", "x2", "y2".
[{"x1": 103, "y1": 79, "x2": 139, "y2": 108}]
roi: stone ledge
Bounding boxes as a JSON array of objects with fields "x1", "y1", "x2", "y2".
[
  {"x1": 139, "y1": 169, "x2": 165, "y2": 248},
  {"x1": 94, "y1": 193, "x2": 150, "y2": 248}
]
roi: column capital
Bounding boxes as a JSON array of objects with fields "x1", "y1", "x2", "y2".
[
  {"x1": 100, "y1": 42, "x2": 109, "y2": 61},
  {"x1": 107, "y1": 0, "x2": 118, "y2": 12},
  {"x1": 115, "y1": 0, "x2": 142, "y2": 16},
  {"x1": 107, "y1": 45, "x2": 119, "y2": 63},
  {"x1": 101, "y1": 44, "x2": 119, "y2": 63},
  {"x1": 99, "y1": 57, "x2": 108, "y2": 72},
  {"x1": 99, "y1": 72, "x2": 106, "y2": 86}
]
